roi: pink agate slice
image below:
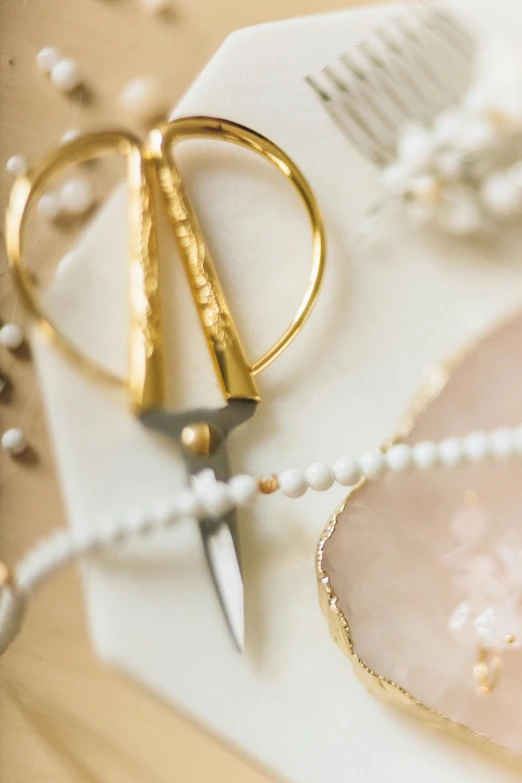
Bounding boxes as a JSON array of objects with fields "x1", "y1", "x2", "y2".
[{"x1": 322, "y1": 314, "x2": 522, "y2": 755}]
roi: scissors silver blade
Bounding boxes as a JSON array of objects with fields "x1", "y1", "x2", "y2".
[{"x1": 141, "y1": 399, "x2": 257, "y2": 651}]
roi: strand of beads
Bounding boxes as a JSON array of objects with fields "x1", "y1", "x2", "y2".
[{"x1": 3, "y1": 424, "x2": 522, "y2": 654}]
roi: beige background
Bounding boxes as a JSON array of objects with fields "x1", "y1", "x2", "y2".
[{"x1": 0, "y1": 1, "x2": 368, "y2": 781}]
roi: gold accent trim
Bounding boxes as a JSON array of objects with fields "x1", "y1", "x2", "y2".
[{"x1": 316, "y1": 315, "x2": 522, "y2": 767}]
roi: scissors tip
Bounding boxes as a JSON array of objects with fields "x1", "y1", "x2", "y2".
[{"x1": 201, "y1": 518, "x2": 245, "y2": 653}]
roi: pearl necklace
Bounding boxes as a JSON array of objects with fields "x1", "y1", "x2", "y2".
[{"x1": 2, "y1": 423, "x2": 521, "y2": 656}]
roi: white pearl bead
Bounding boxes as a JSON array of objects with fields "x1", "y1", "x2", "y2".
[
  {"x1": 61, "y1": 128, "x2": 81, "y2": 144},
  {"x1": 176, "y1": 488, "x2": 203, "y2": 518},
  {"x1": 438, "y1": 437, "x2": 464, "y2": 467},
  {"x1": 150, "y1": 499, "x2": 176, "y2": 526},
  {"x1": 397, "y1": 125, "x2": 433, "y2": 171},
  {"x1": 359, "y1": 450, "x2": 387, "y2": 480},
  {"x1": 50, "y1": 59, "x2": 81, "y2": 92},
  {"x1": 36, "y1": 46, "x2": 61, "y2": 73},
  {"x1": 435, "y1": 151, "x2": 463, "y2": 181},
  {"x1": 228, "y1": 475, "x2": 257, "y2": 506},
  {"x1": 412, "y1": 441, "x2": 439, "y2": 471},
  {"x1": 385, "y1": 443, "x2": 413, "y2": 473},
  {"x1": 0, "y1": 323, "x2": 23, "y2": 350},
  {"x1": 489, "y1": 427, "x2": 515, "y2": 459},
  {"x1": 333, "y1": 456, "x2": 362, "y2": 486},
  {"x1": 200, "y1": 481, "x2": 234, "y2": 517},
  {"x1": 306, "y1": 462, "x2": 335, "y2": 491},
  {"x1": 463, "y1": 431, "x2": 490, "y2": 463},
  {"x1": 480, "y1": 172, "x2": 521, "y2": 218},
  {"x1": 60, "y1": 178, "x2": 94, "y2": 215},
  {"x1": 433, "y1": 110, "x2": 463, "y2": 146},
  {"x1": 279, "y1": 468, "x2": 308, "y2": 498},
  {"x1": 37, "y1": 191, "x2": 61, "y2": 220},
  {"x1": 118, "y1": 77, "x2": 162, "y2": 120},
  {"x1": 140, "y1": 0, "x2": 170, "y2": 11},
  {"x1": 454, "y1": 118, "x2": 495, "y2": 154},
  {"x1": 6, "y1": 154, "x2": 27, "y2": 177},
  {"x1": 381, "y1": 163, "x2": 411, "y2": 196},
  {"x1": 1, "y1": 428, "x2": 27, "y2": 456}
]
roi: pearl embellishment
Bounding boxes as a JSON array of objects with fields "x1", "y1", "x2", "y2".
[
  {"x1": 306, "y1": 462, "x2": 335, "y2": 491},
  {"x1": 37, "y1": 192, "x2": 61, "y2": 221},
  {"x1": 36, "y1": 47, "x2": 61, "y2": 73},
  {"x1": 118, "y1": 77, "x2": 162, "y2": 121},
  {"x1": 333, "y1": 457, "x2": 362, "y2": 486},
  {"x1": 6, "y1": 154, "x2": 27, "y2": 177},
  {"x1": 359, "y1": 449, "x2": 387, "y2": 480},
  {"x1": 60, "y1": 178, "x2": 94, "y2": 216},
  {"x1": 1, "y1": 428, "x2": 27, "y2": 456},
  {"x1": 0, "y1": 323, "x2": 23, "y2": 351},
  {"x1": 279, "y1": 468, "x2": 308, "y2": 498},
  {"x1": 50, "y1": 59, "x2": 81, "y2": 92}
]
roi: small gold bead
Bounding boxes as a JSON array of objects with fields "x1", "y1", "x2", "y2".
[
  {"x1": 505, "y1": 634, "x2": 516, "y2": 645},
  {"x1": 258, "y1": 474, "x2": 279, "y2": 494}
]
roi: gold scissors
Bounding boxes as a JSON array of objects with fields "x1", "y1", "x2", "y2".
[{"x1": 6, "y1": 116, "x2": 326, "y2": 650}]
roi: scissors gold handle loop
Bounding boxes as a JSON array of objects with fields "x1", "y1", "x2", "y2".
[
  {"x1": 6, "y1": 130, "x2": 166, "y2": 414},
  {"x1": 6, "y1": 117, "x2": 326, "y2": 414},
  {"x1": 150, "y1": 117, "x2": 325, "y2": 395}
]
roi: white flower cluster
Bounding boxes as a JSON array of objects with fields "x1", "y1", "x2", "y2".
[{"x1": 382, "y1": 58, "x2": 522, "y2": 236}]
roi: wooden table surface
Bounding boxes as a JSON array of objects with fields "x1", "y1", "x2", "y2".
[{"x1": 0, "y1": 1, "x2": 365, "y2": 780}]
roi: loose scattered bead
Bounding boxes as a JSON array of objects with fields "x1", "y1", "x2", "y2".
[
  {"x1": 385, "y1": 443, "x2": 413, "y2": 474},
  {"x1": 333, "y1": 456, "x2": 362, "y2": 486},
  {"x1": 60, "y1": 178, "x2": 94, "y2": 215},
  {"x1": 37, "y1": 192, "x2": 61, "y2": 221},
  {"x1": 1, "y1": 428, "x2": 27, "y2": 456},
  {"x1": 118, "y1": 77, "x2": 162, "y2": 121},
  {"x1": 438, "y1": 437, "x2": 465, "y2": 467},
  {"x1": 0, "y1": 323, "x2": 23, "y2": 350},
  {"x1": 6, "y1": 154, "x2": 27, "y2": 177},
  {"x1": 412, "y1": 440, "x2": 439, "y2": 471},
  {"x1": 279, "y1": 468, "x2": 308, "y2": 498},
  {"x1": 36, "y1": 46, "x2": 61, "y2": 73},
  {"x1": 50, "y1": 59, "x2": 81, "y2": 92},
  {"x1": 359, "y1": 449, "x2": 387, "y2": 480},
  {"x1": 229, "y1": 475, "x2": 258, "y2": 506},
  {"x1": 463, "y1": 431, "x2": 490, "y2": 463},
  {"x1": 306, "y1": 462, "x2": 335, "y2": 491},
  {"x1": 61, "y1": 128, "x2": 81, "y2": 144}
]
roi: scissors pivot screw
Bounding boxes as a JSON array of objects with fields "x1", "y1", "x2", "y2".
[{"x1": 181, "y1": 421, "x2": 221, "y2": 457}]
